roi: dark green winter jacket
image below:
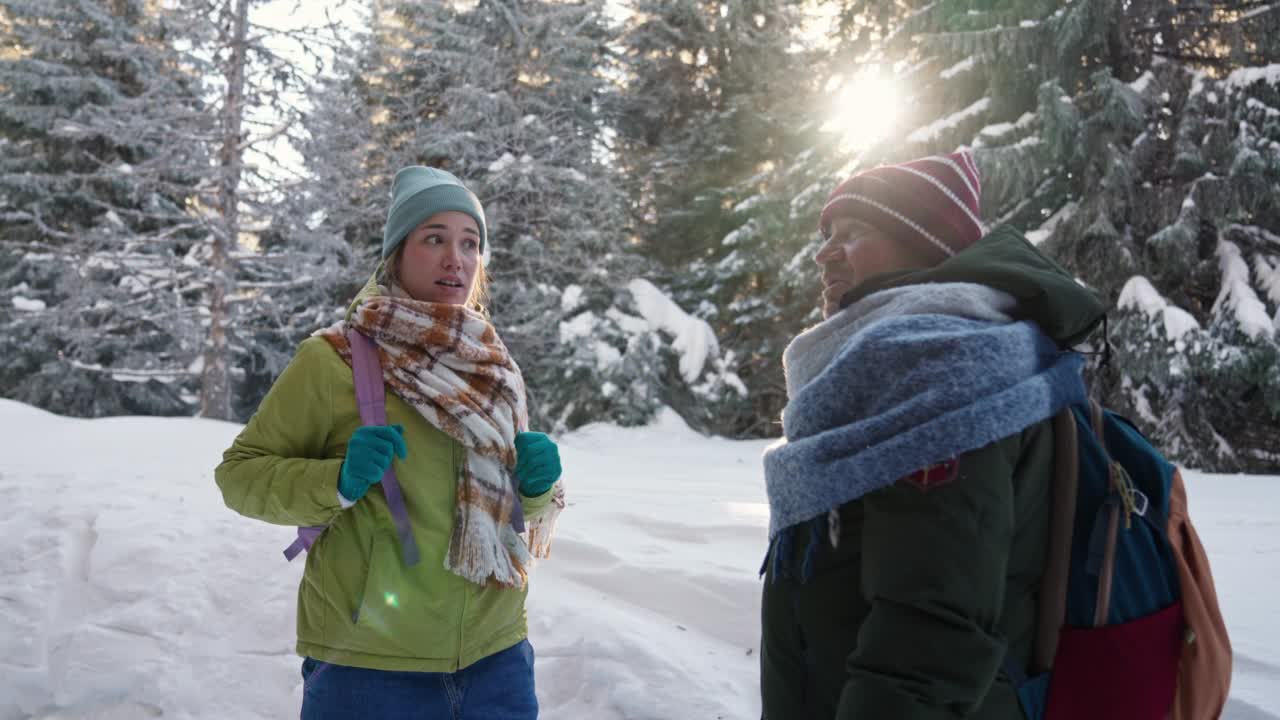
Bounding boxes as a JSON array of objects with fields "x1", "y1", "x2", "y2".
[{"x1": 759, "y1": 226, "x2": 1106, "y2": 720}]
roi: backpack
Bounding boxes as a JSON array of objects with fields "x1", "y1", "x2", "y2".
[
  {"x1": 1005, "y1": 401, "x2": 1233, "y2": 720},
  {"x1": 281, "y1": 328, "x2": 422, "y2": 566}
]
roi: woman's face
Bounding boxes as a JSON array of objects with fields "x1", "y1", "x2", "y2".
[
  {"x1": 814, "y1": 216, "x2": 920, "y2": 318},
  {"x1": 396, "y1": 211, "x2": 481, "y2": 305}
]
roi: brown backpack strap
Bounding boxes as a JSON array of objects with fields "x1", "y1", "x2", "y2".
[
  {"x1": 1032, "y1": 408, "x2": 1080, "y2": 673},
  {"x1": 1089, "y1": 399, "x2": 1108, "y2": 452},
  {"x1": 1086, "y1": 399, "x2": 1123, "y2": 627}
]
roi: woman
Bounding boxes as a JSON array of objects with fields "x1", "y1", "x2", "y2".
[{"x1": 216, "y1": 166, "x2": 564, "y2": 720}]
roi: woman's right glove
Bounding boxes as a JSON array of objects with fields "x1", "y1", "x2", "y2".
[{"x1": 338, "y1": 425, "x2": 407, "y2": 502}]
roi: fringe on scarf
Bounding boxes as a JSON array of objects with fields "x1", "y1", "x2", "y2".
[{"x1": 318, "y1": 288, "x2": 564, "y2": 589}]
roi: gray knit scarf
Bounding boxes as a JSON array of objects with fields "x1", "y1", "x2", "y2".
[{"x1": 762, "y1": 283, "x2": 1087, "y2": 578}]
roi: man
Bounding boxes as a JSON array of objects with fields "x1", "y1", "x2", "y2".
[{"x1": 759, "y1": 151, "x2": 1106, "y2": 719}]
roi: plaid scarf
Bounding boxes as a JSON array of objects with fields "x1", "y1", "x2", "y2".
[{"x1": 318, "y1": 291, "x2": 562, "y2": 588}]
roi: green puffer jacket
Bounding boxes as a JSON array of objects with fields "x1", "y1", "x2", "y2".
[
  {"x1": 215, "y1": 336, "x2": 555, "y2": 673},
  {"x1": 759, "y1": 226, "x2": 1106, "y2": 720}
]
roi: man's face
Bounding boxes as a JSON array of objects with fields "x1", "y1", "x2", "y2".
[{"x1": 814, "y1": 216, "x2": 917, "y2": 318}]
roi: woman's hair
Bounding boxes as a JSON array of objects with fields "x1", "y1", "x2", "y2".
[{"x1": 384, "y1": 243, "x2": 491, "y2": 315}]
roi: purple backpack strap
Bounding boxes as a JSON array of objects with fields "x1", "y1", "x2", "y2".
[
  {"x1": 283, "y1": 329, "x2": 421, "y2": 567},
  {"x1": 347, "y1": 328, "x2": 420, "y2": 566},
  {"x1": 283, "y1": 526, "x2": 323, "y2": 561}
]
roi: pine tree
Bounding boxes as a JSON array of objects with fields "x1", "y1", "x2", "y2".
[
  {"x1": 0, "y1": 0, "x2": 347, "y2": 420},
  {"x1": 901, "y1": 1, "x2": 1279, "y2": 471},
  {"x1": 613, "y1": 0, "x2": 823, "y2": 435},
  {"x1": 734, "y1": 0, "x2": 1280, "y2": 469},
  {"x1": 0, "y1": 0, "x2": 215, "y2": 415}
]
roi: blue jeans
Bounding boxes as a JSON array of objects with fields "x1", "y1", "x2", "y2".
[{"x1": 300, "y1": 639, "x2": 538, "y2": 720}]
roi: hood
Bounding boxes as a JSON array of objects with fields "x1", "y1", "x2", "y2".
[{"x1": 838, "y1": 224, "x2": 1106, "y2": 348}]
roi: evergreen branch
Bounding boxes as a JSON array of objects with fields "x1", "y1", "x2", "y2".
[
  {"x1": 1240, "y1": 4, "x2": 1277, "y2": 20},
  {"x1": 29, "y1": 205, "x2": 77, "y2": 242},
  {"x1": 237, "y1": 118, "x2": 293, "y2": 152},
  {"x1": 234, "y1": 276, "x2": 314, "y2": 290},
  {"x1": 1150, "y1": 50, "x2": 1245, "y2": 68},
  {"x1": 65, "y1": 358, "x2": 197, "y2": 379}
]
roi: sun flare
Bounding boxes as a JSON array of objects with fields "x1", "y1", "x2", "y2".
[{"x1": 822, "y1": 68, "x2": 904, "y2": 152}]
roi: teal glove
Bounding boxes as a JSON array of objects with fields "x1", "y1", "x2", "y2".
[
  {"x1": 339, "y1": 425, "x2": 407, "y2": 502},
  {"x1": 514, "y1": 431, "x2": 561, "y2": 498}
]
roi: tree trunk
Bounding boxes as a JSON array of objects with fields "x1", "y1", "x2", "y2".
[{"x1": 201, "y1": 0, "x2": 249, "y2": 420}]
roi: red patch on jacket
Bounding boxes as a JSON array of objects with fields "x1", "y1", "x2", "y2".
[{"x1": 902, "y1": 458, "x2": 959, "y2": 491}]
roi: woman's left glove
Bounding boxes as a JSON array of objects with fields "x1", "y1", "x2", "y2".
[{"x1": 513, "y1": 431, "x2": 561, "y2": 497}]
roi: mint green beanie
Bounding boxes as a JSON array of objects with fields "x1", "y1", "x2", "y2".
[{"x1": 382, "y1": 166, "x2": 487, "y2": 261}]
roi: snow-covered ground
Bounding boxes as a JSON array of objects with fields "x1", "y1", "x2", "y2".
[{"x1": 0, "y1": 398, "x2": 1275, "y2": 719}]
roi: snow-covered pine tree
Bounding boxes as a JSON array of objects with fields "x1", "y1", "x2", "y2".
[
  {"x1": 896, "y1": 1, "x2": 1279, "y2": 471},
  {"x1": 0, "y1": 0, "x2": 347, "y2": 420},
  {"x1": 301, "y1": 0, "x2": 672, "y2": 431},
  {"x1": 761, "y1": 0, "x2": 1280, "y2": 470},
  {"x1": 613, "y1": 0, "x2": 821, "y2": 436},
  {"x1": 0, "y1": 0, "x2": 217, "y2": 416}
]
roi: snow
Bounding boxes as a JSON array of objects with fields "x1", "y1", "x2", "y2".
[
  {"x1": 789, "y1": 181, "x2": 824, "y2": 220},
  {"x1": 1254, "y1": 255, "x2": 1280, "y2": 306},
  {"x1": 973, "y1": 120, "x2": 1022, "y2": 148},
  {"x1": 1118, "y1": 276, "x2": 1202, "y2": 342},
  {"x1": 0, "y1": 401, "x2": 766, "y2": 720},
  {"x1": 939, "y1": 56, "x2": 975, "y2": 80},
  {"x1": 560, "y1": 284, "x2": 584, "y2": 313},
  {"x1": 1025, "y1": 201, "x2": 1077, "y2": 246},
  {"x1": 1120, "y1": 375, "x2": 1159, "y2": 427},
  {"x1": 488, "y1": 152, "x2": 517, "y2": 174},
  {"x1": 1226, "y1": 64, "x2": 1280, "y2": 90},
  {"x1": 1213, "y1": 240, "x2": 1276, "y2": 341},
  {"x1": 11, "y1": 296, "x2": 47, "y2": 312},
  {"x1": 977, "y1": 121, "x2": 1015, "y2": 138},
  {"x1": 589, "y1": 340, "x2": 622, "y2": 370},
  {"x1": 627, "y1": 279, "x2": 719, "y2": 383},
  {"x1": 0, "y1": 400, "x2": 1277, "y2": 719},
  {"x1": 1190, "y1": 70, "x2": 1210, "y2": 97},
  {"x1": 1129, "y1": 70, "x2": 1156, "y2": 95},
  {"x1": 1241, "y1": 3, "x2": 1275, "y2": 20},
  {"x1": 558, "y1": 310, "x2": 598, "y2": 342},
  {"x1": 907, "y1": 97, "x2": 991, "y2": 144},
  {"x1": 603, "y1": 307, "x2": 648, "y2": 338},
  {"x1": 732, "y1": 195, "x2": 764, "y2": 213},
  {"x1": 1246, "y1": 98, "x2": 1280, "y2": 118}
]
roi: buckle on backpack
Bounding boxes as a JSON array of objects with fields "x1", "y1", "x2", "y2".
[{"x1": 1132, "y1": 489, "x2": 1149, "y2": 518}]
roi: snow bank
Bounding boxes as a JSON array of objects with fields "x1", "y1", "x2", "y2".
[{"x1": 0, "y1": 401, "x2": 1275, "y2": 719}]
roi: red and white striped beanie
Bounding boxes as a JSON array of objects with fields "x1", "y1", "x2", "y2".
[{"x1": 818, "y1": 150, "x2": 985, "y2": 264}]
